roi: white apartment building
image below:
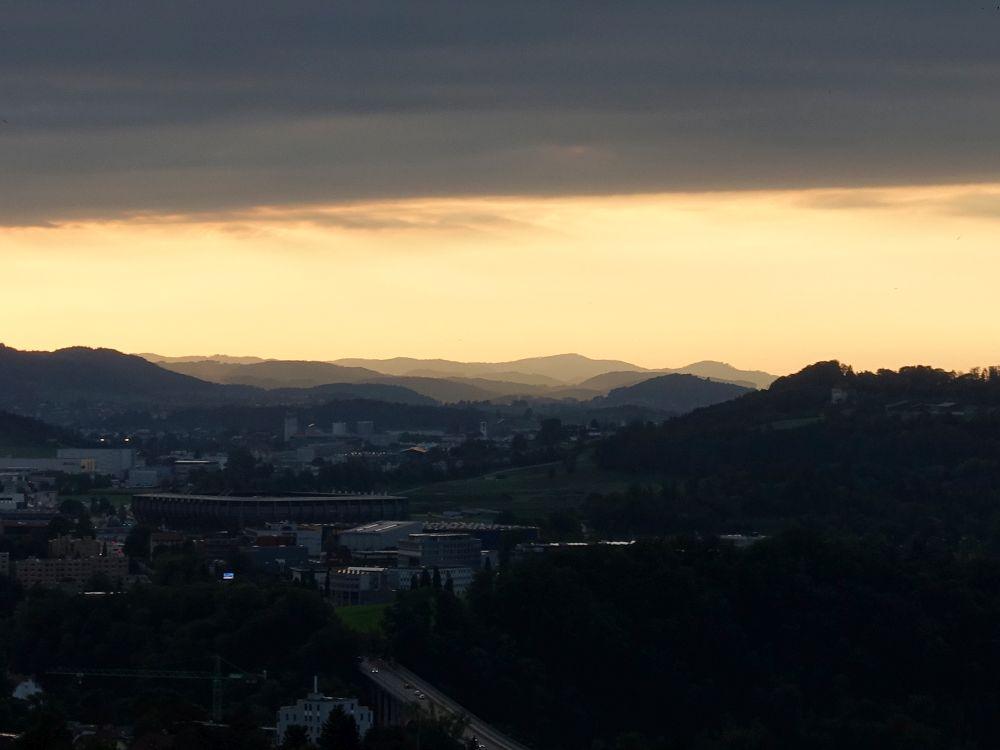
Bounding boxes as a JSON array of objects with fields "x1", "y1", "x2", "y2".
[{"x1": 276, "y1": 679, "x2": 373, "y2": 745}]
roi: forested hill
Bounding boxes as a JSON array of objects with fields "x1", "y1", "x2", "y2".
[
  {"x1": 0, "y1": 345, "x2": 255, "y2": 412},
  {"x1": 599, "y1": 360, "x2": 1000, "y2": 438},
  {"x1": 591, "y1": 361, "x2": 1000, "y2": 547},
  {"x1": 0, "y1": 410, "x2": 87, "y2": 455},
  {"x1": 597, "y1": 373, "x2": 752, "y2": 412}
]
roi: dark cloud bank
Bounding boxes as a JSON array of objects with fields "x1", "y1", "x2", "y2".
[{"x1": 2, "y1": 1, "x2": 999, "y2": 224}]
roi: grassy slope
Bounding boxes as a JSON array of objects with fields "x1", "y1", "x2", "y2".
[
  {"x1": 404, "y1": 454, "x2": 654, "y2": 519},
  {"x1": 335, "y1": 603, "x2": 390, "y2": 634}
]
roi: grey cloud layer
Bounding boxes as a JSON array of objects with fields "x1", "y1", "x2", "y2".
[{"x1": 2, "y1": 1, "x2": 999, "y2": 223}]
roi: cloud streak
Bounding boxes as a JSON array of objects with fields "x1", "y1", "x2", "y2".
[{"x1": 2, "y1": 1, "x2": 1000, "y2": 223}]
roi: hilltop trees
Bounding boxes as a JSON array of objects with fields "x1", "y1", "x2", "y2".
[
  {"x1": 385, "y1": 534, "x2": 1000, "y2": 750},
  {"x1": 590, "y1": 361, "x2": 1000, "y2": 547}
]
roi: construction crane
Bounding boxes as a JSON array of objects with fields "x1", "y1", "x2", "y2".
[{"x1": 48, "y1": 655, "x2": 266, "y2": 722}]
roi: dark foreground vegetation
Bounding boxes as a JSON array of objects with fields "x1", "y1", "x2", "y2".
[
  {"x1": 387, "y1": 533, "x2": 1000, "y2": 750},
  {"x1": 0, "y1": 577, "x2": 466, "y2": 750}
]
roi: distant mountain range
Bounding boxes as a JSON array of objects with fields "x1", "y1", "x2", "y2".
[
  {"x1": 328, "y1": 353, "x2": 646, "y2": 384},
  {"x1": 0, "y1": 345, "x2": 769, "y2": 426},
  {"x1": 0, "y1": 345, "x2": 436, "y2": 422},
  {"x1": 142, "y1": 352, "x2": 777, "y2": 397}
]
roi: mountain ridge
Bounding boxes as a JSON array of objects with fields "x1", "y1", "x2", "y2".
[{"x1": 139, "y1": 352, "x2": 777, "y2": 391}]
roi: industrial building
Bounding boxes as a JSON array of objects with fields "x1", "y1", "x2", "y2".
[
  {"x1": 0, "y1": 448, "x2": 135, "y2": 478},
  {"x1": 388, "y1": 566, "x2": 478, "y2": 595},
  {"x1": 330, "y1": 566, "x2": 393, "y2": 607},
  {"x1": 338, "y1": 520, "x2": 423, "y2": 552},
  {"x1": 421, "y1": 521, "x2": 541, "y2": 549},
  {"x1": 397, "y1": 533, "x2": 482, "y2": 570},
  {"x1": 56, "y1": 448, "x2": 135, "y2": 477}
]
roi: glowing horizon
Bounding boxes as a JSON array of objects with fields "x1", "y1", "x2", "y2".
[{"x1": 6, "y1": 183, "x2": 1000, "y2": 377}]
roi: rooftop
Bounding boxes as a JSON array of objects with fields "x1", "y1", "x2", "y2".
[
  {"x1": 343, "y1": 520, "x2": 420, "y2": 534},
  {"x1": 136, "y1": 492, "x2": 403, "y2": 503}
]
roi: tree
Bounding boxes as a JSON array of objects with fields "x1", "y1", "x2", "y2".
[
  {"x1": 14, "y1": 707, "x2": 73, "y2": 750},
  {"x1": 282, "y1": 725, "x2": 312, "y2": 750},
  {"x1": 124, "y1": 524, "x2": 152, "y2": 559},
  {"x1": 84, "y1": 571, "x2": 114, "y2": 592},
  {"x1": 319, "y1": 705, "x2": 360, "y2": 750},
  {"x1": 538, "y1": 418, "x2": 562, "y2": 450}
]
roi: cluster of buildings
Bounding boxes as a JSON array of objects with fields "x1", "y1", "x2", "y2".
[
  {"x1": 10, "y1": 535, "x2": 128, "y2": 592},
  {"x1": 271, "y1": 416, "x2": 463, "y2": 475},
  {"x1": 0, "y1": 446, "x2": 231, "y2": 490},
  {"x1": 326, "y1": 520, "x2": 537, "y2": 606},
  {"x1": 0, "y1": 470, "x2": 62, "y2": 538},
  {"x1": 122, "y1": 496, "x2": 538, "y2": 607},
  {"x1": 0, "y1": 448, "x2": 136, "y2": 478}
]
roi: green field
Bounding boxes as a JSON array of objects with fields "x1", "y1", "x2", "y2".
[
  {"x1": 335, "y1": 603, "x2": 389, "y2": 634},
  {"x1": 404, "y1": 455, "x2": 653, "y2": 520}
]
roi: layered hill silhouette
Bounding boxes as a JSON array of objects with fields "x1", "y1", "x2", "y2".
[
  {"x1": 597, "y1": 374, "x2": 753, "y2": 412},
  {"x1": 142, "y1": 352, "x2": 776, "y2": 401},
  {"x1": 0, "y1": 345, "x2": 764, "y2": 426},
  {"x1": 0, "y1": 345, "x2": 250, "y2": 408},
  {"x1": 579, "y1": 362, "x2": 772, "y2": 391},
  {"x1": 329, "y1": 353, "x2": 644, "y2": 383},
  {"x1": 160, "y1": 359, "x2": 384, "y2": 389},
  {"x1": 0, "y1": 345, "x2": 435, "y2": 420}
]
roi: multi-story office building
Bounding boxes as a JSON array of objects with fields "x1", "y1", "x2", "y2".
[{"x1": 397, "y1": 533, "x2": 482, "y2": 569}]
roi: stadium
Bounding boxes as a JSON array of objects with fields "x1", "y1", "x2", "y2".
[{"x1": 132, "y1": 492, "x2": 408, "y2": 529}]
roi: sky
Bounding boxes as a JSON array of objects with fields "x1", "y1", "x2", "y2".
[{"x1": 3, "y1": 1, "x2": 999, "y2": 375}]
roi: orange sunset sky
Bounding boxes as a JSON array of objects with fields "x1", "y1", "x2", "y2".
[
  {"x1": 5, "y1": 183, "x2": 999, "y2": 375},
  {"x1": 4, "y1": 2, "x2": 1000, "y2": 376}
]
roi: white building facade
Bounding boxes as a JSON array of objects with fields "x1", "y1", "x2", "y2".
[{"x1": 276, "y1": 682, "x2": 373, "y2": 745}]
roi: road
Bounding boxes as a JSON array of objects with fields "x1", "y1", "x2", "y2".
[{"x1": 360, "y1": 658, "x2": 533, "y2": 750}]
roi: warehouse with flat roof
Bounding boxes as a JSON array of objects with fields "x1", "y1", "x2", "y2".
[{"x1": 338, "y1": 520, "x2": 423, "y2": 552}]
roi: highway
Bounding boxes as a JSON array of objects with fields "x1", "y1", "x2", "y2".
[{"x1": 360, "y1": 658, "x2": 533, "y2": 750}]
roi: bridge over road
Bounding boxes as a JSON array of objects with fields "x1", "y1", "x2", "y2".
[{"x1": 360, "y1": 657, "x2": 533, "y2": 750}]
